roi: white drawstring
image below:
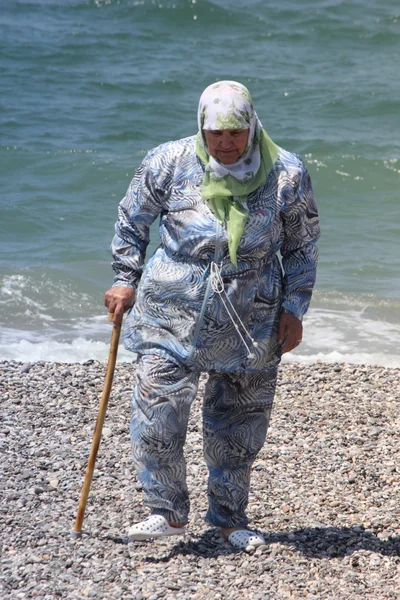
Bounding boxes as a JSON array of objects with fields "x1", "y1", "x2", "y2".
[{"x1": 210, "y1": 262, "x2": 258, "y2": 359}]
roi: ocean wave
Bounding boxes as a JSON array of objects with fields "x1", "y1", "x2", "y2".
[
  {"x1": 282, "y1": 350, "x2": 400, "y2": 369},
  {"x1": 0, "y1": 337, "x2": 133, "y2": 364},
  {"x1": 1, "y1": 333, "x2": 398, "y2": 367},
  {"x1": 1, "y1": 303, "x2": 399, "y2": 367},
  {"x1": 0, "y1": 271, "x2": 105, "y2": 335},
  {"x1": 1, "y1": 270, "x2": 399, "y2": 367},
  {"x1": 312, "y1": 290, "x2": 400, "y2": 312}
]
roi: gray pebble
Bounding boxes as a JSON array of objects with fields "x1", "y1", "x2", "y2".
[{"x1": 1, "y1": 359, "x2": 400, "y2": 599}]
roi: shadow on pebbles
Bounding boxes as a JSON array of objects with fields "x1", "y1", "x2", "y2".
[{"x1": 1, "y1": 359, "x2": 400, "y2": 599}]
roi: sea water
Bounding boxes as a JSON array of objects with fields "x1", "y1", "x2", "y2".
[{"x1": 1, "y1": 0, "x2": 399, "y2": 366}]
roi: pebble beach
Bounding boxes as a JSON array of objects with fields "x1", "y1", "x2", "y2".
[{"x1": 1, "y1": 359, "x2": 400, "y2": 599}]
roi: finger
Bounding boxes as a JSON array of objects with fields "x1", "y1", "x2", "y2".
[
  {"x1": 282, "y1": 342, "x2": 294, "y2": 354},
  {"x1": 112, "y1": 302, "x2": 125, "y2": 326},
  {"x1": 283, "y1": 336, "x2": 302, "y2": 354},
  {"x1": 282, "y1": 326, "x2": 296, "y2": 352},
  {"x1": 106, "y1": 299, "x2": 117, "y2": 315},
  {"x1": 104, "y1": 292, "x2": 118, "y2": 311},
  {"x1": 280, "y1": 322, "x2": 291, "y2": 350}
]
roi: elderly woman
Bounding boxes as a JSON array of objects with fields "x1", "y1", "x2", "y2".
[{"x1": 104, "y1": 81, "x2": 319, "y2": 549}]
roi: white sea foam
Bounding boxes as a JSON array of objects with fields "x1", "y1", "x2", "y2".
[
  {"x1": 0, "y1": 337, "x2": 134, "y2": 364},
  {"x1": 1, "y1": 273, "x2": 399, "y2": 367},
  {"x1": 283, "y1": 307, "x2": 400, "y2": 367},
  {"x1": 282, "y1": 351, "x2": 400, "y2": 368},
  {"x1": 1, "y1": 304, "x2": 399, "y2": 367},
  {"x1": 1, "y1": 336, "x2": 397, "y2": 367}
]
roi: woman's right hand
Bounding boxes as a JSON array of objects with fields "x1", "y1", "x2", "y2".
[{"x1": 104, "y1": 286, "x2": 135, "y2": 326}]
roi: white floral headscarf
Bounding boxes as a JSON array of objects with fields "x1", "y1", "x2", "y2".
[{"x1": 197, "y1": 80, "x2": 262, "y2": 185}]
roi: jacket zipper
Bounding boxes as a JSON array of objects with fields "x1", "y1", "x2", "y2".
[{"x1": 188, "y1": 220, "x2": 222, "y2": 360}]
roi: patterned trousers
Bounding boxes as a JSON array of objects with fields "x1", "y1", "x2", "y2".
[{"x1": 130, "y1": 353, "x2": 278, "y2": 528}]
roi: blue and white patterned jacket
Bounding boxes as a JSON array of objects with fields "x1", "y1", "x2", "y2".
[{"x1": 111, "y1": 136, "x2": 319, "y2": 373}]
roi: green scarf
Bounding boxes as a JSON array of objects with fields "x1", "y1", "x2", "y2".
[{"x1": 195, "y1": 129, "x2": 280, "y2": 265}]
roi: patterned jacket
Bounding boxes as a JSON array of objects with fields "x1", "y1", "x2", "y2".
[{"x1": 111, "y1": 136, "x2": 320, "y2": 373}]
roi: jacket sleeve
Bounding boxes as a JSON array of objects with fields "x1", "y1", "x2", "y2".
[
  {"x1": 280, "y1": 161, "x2": 320, "y2": 320},
  {"x1": 110, "y1": 153, "x2": 165, "y2": 290}
]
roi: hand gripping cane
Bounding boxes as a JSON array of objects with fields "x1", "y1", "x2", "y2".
[{"x1": 72, "y1": 313, "x2": 121, "y2": 538}]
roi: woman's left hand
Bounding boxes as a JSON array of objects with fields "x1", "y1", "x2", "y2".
[{"x1": 279, "y1": 311, "x2": 303, "y2": 354}]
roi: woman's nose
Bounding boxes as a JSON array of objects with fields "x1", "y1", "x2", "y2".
[{"x1": 220, "y1": 133, "x2": 233, "y2": 148}]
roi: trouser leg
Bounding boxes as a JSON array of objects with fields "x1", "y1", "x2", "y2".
[
  {"x1": 203, "y1": 364, "x2": 278, "y2": 527},
  {"x1": 130, "y1": 353, "x2": 199, "y2": 524}
]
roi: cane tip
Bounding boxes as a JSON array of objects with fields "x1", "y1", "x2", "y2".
[{"x1": 71, "y1": 530, "x2": 83, "y2": 539}]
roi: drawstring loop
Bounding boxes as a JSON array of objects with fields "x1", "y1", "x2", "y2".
[{"x1": 209, "y1": 262, "x2": 258, "y2": 359}]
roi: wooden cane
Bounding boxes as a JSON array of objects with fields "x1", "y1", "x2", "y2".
[{"x1": 72, "y1": 313, "x2": 121, "y2": 537}]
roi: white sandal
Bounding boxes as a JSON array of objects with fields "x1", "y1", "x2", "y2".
[
  {"x1": 228, "y1": 529, "x2": 265, "y2": 550},
  {"x1": 128, "y1": 515, "x2": 186, "y2": 541}
]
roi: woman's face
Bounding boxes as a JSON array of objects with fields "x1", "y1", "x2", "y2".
[{"x1": 203, "y1": 129, "x2": 249, "y2": 165}]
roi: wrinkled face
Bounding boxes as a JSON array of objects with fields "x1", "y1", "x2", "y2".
[{"x1": 203, "y1": 129, "x2": 249, "y2": 165}]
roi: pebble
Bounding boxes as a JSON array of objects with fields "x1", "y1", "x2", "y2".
[{"x1": 1, "y1": 360, "x2": 400, "y2": 599}]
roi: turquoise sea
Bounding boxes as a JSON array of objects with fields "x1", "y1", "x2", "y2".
[{"x1": 0, "y1": 0, "x2": 399, "y2": 366}]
